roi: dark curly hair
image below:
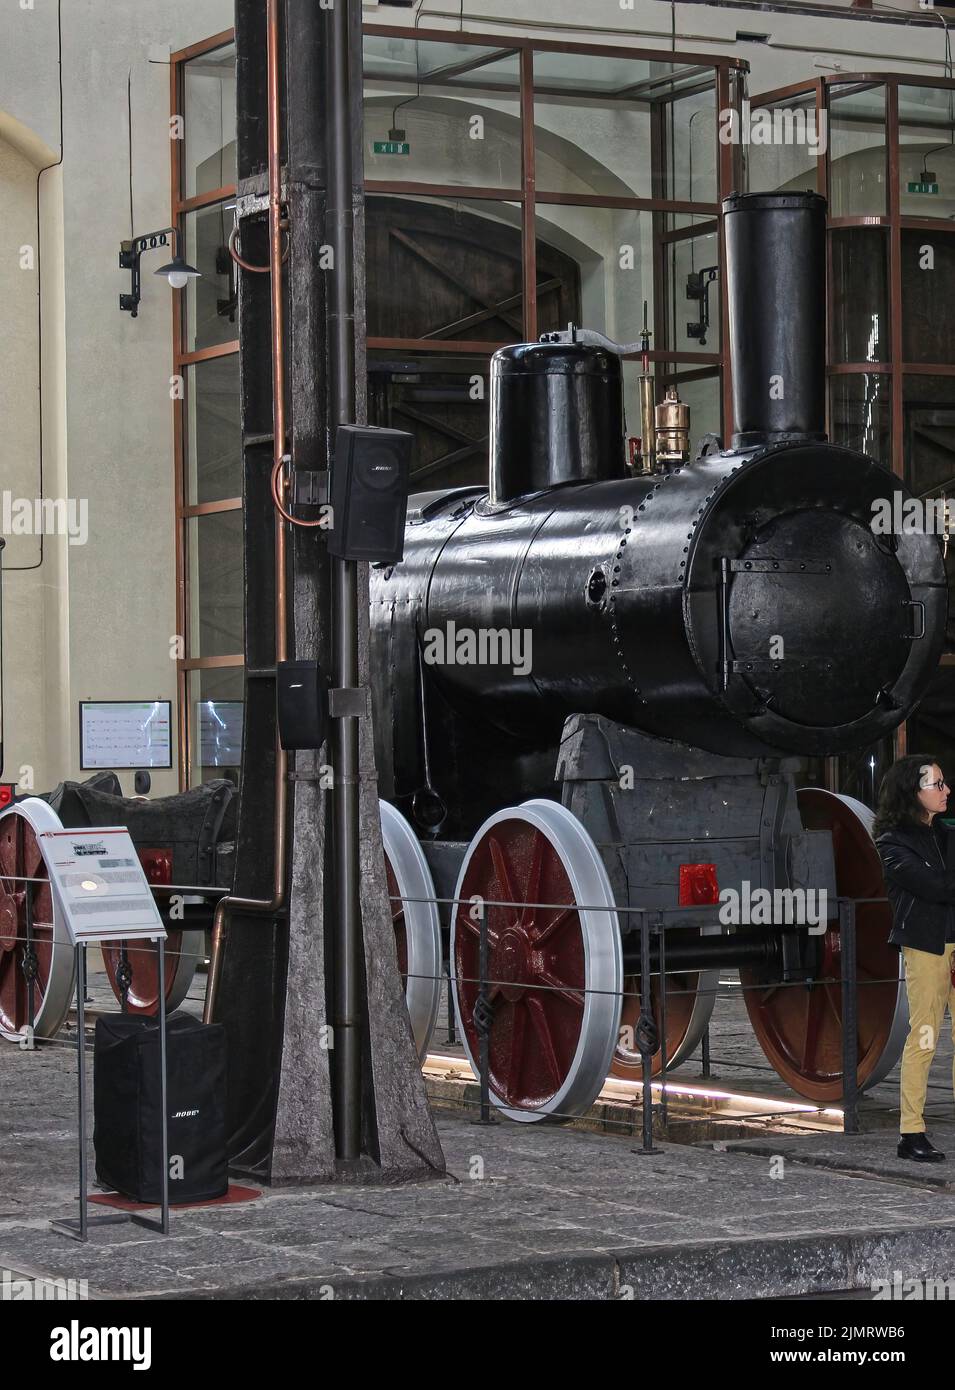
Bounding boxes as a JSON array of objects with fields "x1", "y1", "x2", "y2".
[{"x1": 872, "y1": 754, "x2": 941, "y2": 838}]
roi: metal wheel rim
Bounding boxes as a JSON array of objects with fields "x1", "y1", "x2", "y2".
[
  {"x1": 0, "y1": 797, "x2": 75, "y2": 1043},
  {"x1": 380, "y1": 800, "x2": 442, "y2": 1060},
  {"x1": 103, "y1": 928, "x2": 203, "y2": 1015},
  {"x1": 740, "y1": 786, "x2": 906, "y2": 1102},
  {"x1": 613, "y1": 967, "x2": 718, "y2": 1075},
  {"x1": 451, "y1": 798, "x2": 623, "y2": 1123},
  {"x1": 831, "y1": 792, "x2": 907, "y2": 1090}
]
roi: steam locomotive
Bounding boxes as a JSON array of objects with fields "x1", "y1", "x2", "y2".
[
  {"x1": 1, "y1": 194, "x2": 945, "y2": 1130},
  {"x1": 369, "y1": 192, "x2": 947, "y2": 1120}
]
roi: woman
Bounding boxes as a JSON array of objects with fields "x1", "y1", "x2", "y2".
[{"x1": 875, "y1": 756, "x2": 955, "y2": 1163}]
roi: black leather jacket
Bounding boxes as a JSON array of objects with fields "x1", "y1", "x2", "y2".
[{"x1": 876, "y1": 823, "x2": 955, "y2": 956}]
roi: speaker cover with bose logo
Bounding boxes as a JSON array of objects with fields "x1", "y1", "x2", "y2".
[
  {"x1": 93, "y1": 1012, "x2": 228, "y2": 1205},
  {"x1": 328, "y1": 424, "x2": 412, "y2": 564}
]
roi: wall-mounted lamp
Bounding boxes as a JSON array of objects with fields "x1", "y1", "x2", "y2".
[{"x1": 119, "y1": 226, "x2": 200, "y2": 316}]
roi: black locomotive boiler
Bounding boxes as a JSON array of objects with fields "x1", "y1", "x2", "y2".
[{"x1": 370, "y1": 192, "x2": 947, "y2": 1121}]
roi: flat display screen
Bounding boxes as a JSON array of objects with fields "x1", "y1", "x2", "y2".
[{"x1": 79, "y1": 701, "x2": 173, "y2": 770}]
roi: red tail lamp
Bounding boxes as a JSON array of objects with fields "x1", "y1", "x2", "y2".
[
  {"x1": 138, "y1": 849, "x2": 173, "y2": 886},
  {"x1": 0, "y1": 785, "x2": 15, "y2": 810},
  {"x1": 679, "y1": 862, "x2": 719, "y2": 905}
]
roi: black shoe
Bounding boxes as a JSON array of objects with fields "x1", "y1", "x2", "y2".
[{"x1": 897, "y1": 1132, "x2": 946, "y2": 1163}]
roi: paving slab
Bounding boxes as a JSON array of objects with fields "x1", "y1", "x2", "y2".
[{"x1": 6, "y1": 967, "x2": 955, "y2": 1298}]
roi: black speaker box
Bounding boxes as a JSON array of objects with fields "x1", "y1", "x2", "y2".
[
  {"x1": 277, "y1": 660, "x2": 328, "y2": 750},
  {"x1": 93, "y1": 1012, "x2": 228, "y2": 1205},
  {"x1": 328, "y1": 424, "x2": 411, "y2": 564}
]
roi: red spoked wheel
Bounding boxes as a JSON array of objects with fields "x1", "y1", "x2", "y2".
[
  {"x1": 101, "y1": 846, "x2": 201, "y2": 1015},
  {"x1": 451, "y1": 799, "x2": 622, "y2": 1123},
  {"x1": 380, "y1": 801, "x2": 442, "y2": 1060},
  {"x1": 611, "y1": 963, "x2": 717, "y2": 1080},
  {"x1": 740, "y1": 788, "x2": 906, "y2": 1103},
  {"x1": 102, "y1": 929, "x2": 202, "y2": 1015},
  {"x1": 0, "y1": 799, "x2": 75, "y2": 1043}
]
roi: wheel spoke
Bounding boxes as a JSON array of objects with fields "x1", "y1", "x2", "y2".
[
  {"x1": 518, "y1": 834, "x2": 545, "y2": 931},
  {"x1": 526, "y1": 993, "x2": 562, "y2": 1089},
  {"x1": 800, "y1": 987, "x2": 825, "y2": 1075},
  {"x1": 537, "y1": 967, "x2": 584, "y2": 1009},
  {"x1": 456, "y1": 912, "x2": 499, "y2": 947},
  {"x1": 531, "y1": 906, "x2": 574, "y2": 946},
  {"x1": 488, "y1": 836, "x2": 520, "y2": 927},
  {"x1": 506, "y1": 998, "x2": 527, "y2": 1095}
]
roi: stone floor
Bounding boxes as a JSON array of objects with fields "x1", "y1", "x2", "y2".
[{"x1": 4, "y1": 965, "x2": 955, "y2": 1299}]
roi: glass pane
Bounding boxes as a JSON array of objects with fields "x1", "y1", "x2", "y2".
[
  {"x1": 366, "y1": 195, "x2": 524, "y2": 343},
  {"x1": 901, "y1": 228, "x2": 955, "y2": 365},
  {"x1": 368, "y1": 351, "x2": 491, "y2": 492},
  {"x1": 183, "y1": 42, "x2": 237, "y2": 200},
  {"x1": 187, "y1": 666, "x2": 243, "y2": 787},
  {"x1": 183, "y1": 202, "x2": 238, "y2": 352},
  {"x1": 829, "y1": 374, "x2": 891, "y2": 464},
  {"x1": 186, "y1": 510, "x2": 243, "y2": 659},
  {"x1": 536, "y1": 207, "x2": 664, "y2": 348},
  {"x1": 663, "y1": 223, "x2": 720, "y2": 354},
  {"x1": 621, "y1": 363, "x2": 721, "y2": 460},
  {"x1": 186, "y1": 355, "x2": 241, "y2": 505},
  {"x1": 908, "y1": 670, "x2": 955, "y2": 782},
  {"x1": 831, "y1": 228, "x2": 889, "y2": 364},
  {"x1": 662, "y1": 86, "x2": 719, "y2": 206},
  {"x1": 363, "y1": 35, "x2": 514, "y2": 85},
  {"x1": 902, "y1": 372, "x2": 955, "y2": 657},
  {"x1": 533, "y1": 51, "x2": 697, "y2": 198},
  {"x1": 746, "y1": 91, "x2": 820, "y2": 194},
  {"x1": 836, "y1": 739, "x2": 894, "y2": 811},
  {"x1": 899, "y1": 84, "x2": 955, "y2": 220},
  {"x1": 828, "y1": 83, "x2": 887, "y2": 217},
  {"x1": 364, "y1": 69, "x2": 521, "y2": 189}
]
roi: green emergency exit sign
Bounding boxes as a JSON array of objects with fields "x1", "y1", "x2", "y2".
[
  {"x1": 908, "y1": 180, "x2": 939, "y2": 195},
  {"x1": 373, "y1": 140, "x2": 410, "y2": 156}
]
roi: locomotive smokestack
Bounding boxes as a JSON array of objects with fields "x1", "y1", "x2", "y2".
[{"x1": 723, "y1": 191, "x2": 827, "y2": 449}]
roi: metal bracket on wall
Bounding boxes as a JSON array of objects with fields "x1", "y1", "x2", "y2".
[
  {"x1": 292, "y1": 470, "x2": 329, "y2": 508},
  {"x1": 328, "y1": 687, "x2": 371, "y2": 719}
]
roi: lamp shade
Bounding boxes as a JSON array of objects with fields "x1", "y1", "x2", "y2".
[{"x1": 154, "y1": 255, "x2": 200, "y2": 290}]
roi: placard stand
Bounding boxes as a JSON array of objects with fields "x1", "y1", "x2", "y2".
[
  {"x1": 27, "y1": 817, "x2": 173, "y2": 1245},
  {"x1": 51, "y1": 937, "x2": 170, "y2": 1242}
]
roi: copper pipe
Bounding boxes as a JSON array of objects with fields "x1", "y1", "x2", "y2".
[{"x1": 204, "y1": 0, "x2": 288, "y2": 1023}]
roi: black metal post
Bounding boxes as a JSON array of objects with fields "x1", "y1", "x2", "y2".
[
  {"x1": 445, "y1": 956, "x2": 456, "y2": 1045},
  {"x1": 76, "y1": 944, "x2": 88, "y2": 1240},
  {"x1": 658, "y1": 913, "x2": 668, "y2": 1127},
  {"x1": 474, "y1": 899, "x2": 495, "y2": 1125},
  {"x1": 701, "y1": 1022, "x2": 711, "y2": 1079},
  {"x1": 635, "y1": 910, "x2": 660, "y2": 1155},
  {"x1": 327, "y1": 0, "x2": 361, "y2": 1163},
  {"x1": 840, "y1": 897, "x2": 859, "y2": 1135},
  {"x1": 24, "y1": 879, "x2": 36, "y2": 1045},
  {"x1": 157, "y1": 937, "x2": 170, "y2": 1234}
]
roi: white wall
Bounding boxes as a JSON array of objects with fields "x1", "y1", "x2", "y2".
[
  {"x1": 2, "y1": 0, "x2": 951, "y2": 795},
  {"x1": 0, "y1": 0, "x2": 233, "y2": 795}
]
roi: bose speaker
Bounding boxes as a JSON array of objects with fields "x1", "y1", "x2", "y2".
[{"x1": 328, "y1": 424, "x2": 412, "y2": 564}]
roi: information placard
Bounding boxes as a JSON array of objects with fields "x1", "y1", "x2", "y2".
[
  {"x1": 38, "y1": 827, "x2": 166, "y2": 945},
  {"x1": 79, "y1": 701, "x2": 173, "y2": 770}
]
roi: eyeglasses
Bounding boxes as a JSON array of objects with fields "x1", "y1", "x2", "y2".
[{"x1": 925, "y1": 779, "x2": 949, "y2": 792}]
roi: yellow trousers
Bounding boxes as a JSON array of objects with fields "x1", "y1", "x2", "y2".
[{"x1": 900, "y1": 943, "x2": 955, "y2": 1134}]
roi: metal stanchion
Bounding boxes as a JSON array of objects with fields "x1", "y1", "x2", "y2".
[
  {"x1": 634, "y1": 910, "x2": 661, "y2": 1155},
  {"x1": 701, "y1": 1022, "x2": 711, "y2": 1079},
  {"x1": 472, "y1": 898, "x2": 496, "y2": 1125},
  {"x1": 658, "y1": 913, "x2": 668, "y2": 1127},
  {"x1": 445, "y1": 956, "x2": 456, "y2": 1046},
  {"x1": 23, "y1": 879, "x2": 37, "y2": 1047},
  {"x1": 840, "y1": 897, "x2": 859, "y2": 1136},
  {"x1": 132, "y1": 937, "x2": 170, "y2": 1234},
  {"x1": 117, "y1": 942, "x2": 132, "y2": 1013}
]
